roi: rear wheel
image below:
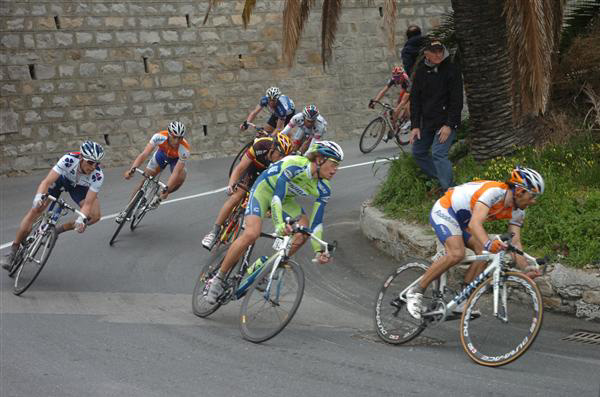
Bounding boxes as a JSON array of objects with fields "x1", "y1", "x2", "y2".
[
  {"x1": 394, "y1": 119, "x2": 411, "y2": 146},
  {"x1": 374, "y1": 259, "x2": 431, "y2": 344},
  {"x1": 359, "y1": 117, "x2": 386, "y2": 153},
  {"x1": 229, "y1": 141, "x2": 253, "y2": 177},
  {"x1": 109, "y1": 189, "x2": 144, "y2": 246},
  {"x1": 13, "y1": 226, "x2": 58, "y2": 296},
  {"x1": 460, "y1": 272, "x2": 543, "y2": 367},
  {"x1": 240, "y1": 259, "x2": 305, "y2": 343}
]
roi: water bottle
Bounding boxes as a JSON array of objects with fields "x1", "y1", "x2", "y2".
[{"x1": 247, "y1": 255, "x2": 268, "y2": 275}]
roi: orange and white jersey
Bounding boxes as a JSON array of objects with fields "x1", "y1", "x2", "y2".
[
  {"x1": 439, "y1": 181, "x2": 525, "y2": 226},
  {"x1": 149, "y1": 130, "x2": 191, "y2": 161}
]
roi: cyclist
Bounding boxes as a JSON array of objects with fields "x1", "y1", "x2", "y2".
[
  {"x1": 405, "y1": 166, "x2": 545, "y2": 319},
  {"x1": 205, "y1": 141, "x2": 344, "y2": 304},
  {"x1": 281, "y1": 104, "x2": 328, "y2": 154},
  {"x1": 119, "y1": 121, "x2": 190, "y2": 219},
  {"x1": 240, "y1": 87, "x2": 295, "y2": 134},
  {"x1": 369, "y1": 65, "x2": 411, "y2": 134},
  {"x1": 201, "y1": 132, "x2": 293, "y2": 250},
  {"x1": 1, "y1": 141, "x2": 105, "y2": 270}
]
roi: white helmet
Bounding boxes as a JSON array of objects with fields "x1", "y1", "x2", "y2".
[
  {"x1": 266, "y1": 86, "x2": 281, "y2": 100},
  {"x1": 308, "y1": 140, "x2": 344, "y2": 162},
  {"x1": 510, "y1": 166, "x2": 545, "y2": 194},
  {"x1": 167, "y1": 121, "x2": 186, "y2": 137},
  {"x1": 80, "y1": 140, "x2": 105, "y2": 162}
]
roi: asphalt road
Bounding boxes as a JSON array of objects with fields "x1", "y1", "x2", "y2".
[{"x1": 1, "y1": 139, "x2": 599, "y2": 397}]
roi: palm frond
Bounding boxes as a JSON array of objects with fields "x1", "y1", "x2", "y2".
[
  {"x1": 321, "y1": 0, "x2": 343, "y2": 68},
  {"x1": 383, "y1": 0, "x2": 398, "y2": 52},
  {"x1": 242, "y1": 0, "x2": 257, "y2": 29},
  {"x1": 203, "y1": 0, "x2": 224, "y2": 25},
  {"x1": 505, "y1": 0, "x2": 561, "y2": 116}
]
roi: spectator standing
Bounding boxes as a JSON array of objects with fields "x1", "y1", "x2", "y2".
[
  {"x1": 409, "y1": 38, "x2": 463, "y2": 192},
  {"x1": 401, "y1": 25, "x2": 425, "y2": 76}
]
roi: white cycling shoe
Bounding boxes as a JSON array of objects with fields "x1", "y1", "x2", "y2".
[{"x1": 406, "y1": 290, "x2": 424, "y2": 320}]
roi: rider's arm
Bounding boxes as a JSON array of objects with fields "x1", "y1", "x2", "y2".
[
  {"x1": 79, "y1": 189, "x2": 98, "y2": 219},
  {"x1": 270, "y1": 165, "x2": 303, "y2": 234},
  {"x1": 130, "y1": 143, "x2": 155, "y2": 170},
  {"x1": 469, "y1": 202, "x2": 492, "y2": 247},
  {"x1": 246, "y1": 105, "x2": 262, "y2": 124},
  {"x1": 229, "y1": 155, "x2": 252, "y2": 187},
  {"x1": 307, "y1": 197, "x2": 328, "y2": 253},
  {"x1": 36, "y1": 169, "x2": 61, "y2": 195},
  {"x1": 372, "y1": 85, "x2": 389, "y2": 103},
  {"x1": 507, "y1": 224, "x2": 529, "y2": 269}
]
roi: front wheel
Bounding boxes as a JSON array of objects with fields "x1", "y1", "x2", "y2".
[
  {"x1": 131, "y1": 181, "x2": 157, "y2": 231},
  {"x1": 192, "y1": 249, "x2": 228, "y2": 317},
  {"x1": 109, "y1": 189, "x2": 144, "y2": 246},
  {"x1": 13, "y1": 225, "x2": 58, "y2": 296},
  {"x1": 460, "y1": 272, "x2": 543, "y2": 367},
  {"x1": 359, "y1": 117, "x2": 386, "y2": 153},
  {"x1": 240, "y1": 259, "x2": 305, "y2": 343},
  {"x1": 229, "y1": 141, "x2": 253, "y2": 177},
  {"x1": 374, "y1": 259, "x2": 431, "y2": 344}
]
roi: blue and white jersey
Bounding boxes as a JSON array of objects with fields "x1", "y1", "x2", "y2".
[
  {"x1": 259, "y1": 95, "x2": 296, "y2": 119},
  {"x1": 281, "y1": 113, "x2": 328, "y2": 141},
  {"x1": 52, "y1": 153, "x2": 104, "y2": 192}
]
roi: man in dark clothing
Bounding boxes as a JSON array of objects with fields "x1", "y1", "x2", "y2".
[
  {"x1": 401, "y1": 25, "x2": 425, "y2": 76},
  {"x1": 409, "y1": 39, "x2": 463, "y2": 191}
]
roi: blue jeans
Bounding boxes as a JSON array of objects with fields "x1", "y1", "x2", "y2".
[{"x1": 412, "y1": 127, "x2": 455, "y2": 190}]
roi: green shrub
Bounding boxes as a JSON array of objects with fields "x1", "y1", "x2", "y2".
[{"x1": 373, "y1": 132, "x2": 600, "y2": 267}]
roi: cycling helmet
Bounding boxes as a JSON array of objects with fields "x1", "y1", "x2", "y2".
[
  {"x1": 302, "y1": 105, "x2": 319, "y2": 121},
  {"x1": 509, "y1": 166, "x2": 545, "y2": 195},
  {"x1": 167, "y1": 121, "x2": 186, "y2": 137},
  {"x1": 266, "y1": 86, "x2": 281, "y2": 100},
  {"x1": 80, "y1": 140, "x2": 105, "y2": 162},
  {"x1": 392, "y1": 65, "x2": 404, "y2": 76},
  {"x1": 273, "y1": 132, "x2": 293, "y2": 156},
  {"x1": 308, "y1": 140, "x2": 344, "y2": 162}
]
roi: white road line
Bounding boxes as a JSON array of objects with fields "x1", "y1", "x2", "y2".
[{"x1": 0, "y1": 157, "x2": 395, "y2": 250}]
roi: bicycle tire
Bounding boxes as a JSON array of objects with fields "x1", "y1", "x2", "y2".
[
  {"x1": 13, "y1": 225, "x2": 58, "y2": 296},
  {"x1": 359, "y1": 117, "x2": 386, "y2": 153},
  {"x1": 239, "y1": 259, "x2": 305, "y2": 343},
  {"x1": 374, "y1": 259, "x2": 431, "y2": 344},
  {"x1": 229, "y1": 141, "x2": 253, "y2": 177},
  {"x1": 460, "y1": 272, "x2": 543, "y2": 367},
  {"x1": 192, "y1": 248, "x2": 228, "y2": 317},
  {"x1": 394, "y1": 121, "x2": 411, "y2": 146},
  {"x1": 131, "y1": 181, "x2": 157, "y2": 231},
  {"x1": 8, "y1": 217, "x2": 42, "y2": 278},
  {"x1": 109, "y1": 189, "x2": 144, "y2": 246}
]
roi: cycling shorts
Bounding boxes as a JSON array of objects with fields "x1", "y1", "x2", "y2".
[
  {"x1": 429, "y1": 200, "x2": 471, "y2": 245},
  {"x1": 48, "y1": 175, "x2": 88, "y2": 206},
  {"x1": 245, "y1": 178, "x2": 305, "y2": 220},
  {"x1": 267, "y1": 113, "x2": 294, "y2": 129},
  {"x1": 147, "y1": 149, "x2": 181, "y2": 172}
]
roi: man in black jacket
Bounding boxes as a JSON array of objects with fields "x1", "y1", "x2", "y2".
[
  {"x1": 401, "y1": 25, "x2": 425, "y2": 76},
  {"x1": 409, "y1": 38, "x2": 463, "y2": 191}
]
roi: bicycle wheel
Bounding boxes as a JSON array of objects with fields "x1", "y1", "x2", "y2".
[
  {"x1": 13, "y1": 225, "x2": 58, "y2": 296},
  {"x1": 374, "y1": 259, "x2": 432, "y2": 344},
  {"x1": 229, "y1": 141, "x2": 253, "y2": 177},
  {"x1": 131, "y1": 181, "x2": 157, "y2": 231},
  {"x1": 8, "y1": 217, "x2": 43, "y2": 278},
  {"x1": 359, "y1": 117, "x2": 386, "y2": 153},
  {"x1": 109, "y1": 189, "x2": 144, "y2": 246},
  {"x1": 192, "y1": 249, "x2": 228, "y2": 317},
  {"x1": 460, "y1": 272, "x2": 543, "y2": 367},
  {"x1": 394, "y1": 120, "x2": 411, "y2": 146},
  {"x1": 240, "y1": 259, "x2": 305, "y2": 343}
]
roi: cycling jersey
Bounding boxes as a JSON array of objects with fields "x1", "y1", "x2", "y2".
[
  {"x1": 149, "y1": 130, "x2": 191, "y2": 161},
  {"x1": 52, "y1": 153, "x2": 104, "y2": 192},
  {"x1": 240, "y1": 136, "x2": 275, "y2": 187},
  {"x1": 430, "y1": 181, "x2": 525, "y2": 244},
  {"x1": 245, "y1": 155, "x2": 331, "y2": 253},
  {"x1": 281, "y1": 113, "x2": 327, "y2": 144},
  {"x1": 387, "y1": 73, "x2": 411, "y2": 92},
  {"x1": 259, "y1": 95, "x2": 296, "y2": 119}
]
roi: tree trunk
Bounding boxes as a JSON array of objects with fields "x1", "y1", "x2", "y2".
[{"x1": 451, "y1": 0, "x2": 535, "y2": 161}]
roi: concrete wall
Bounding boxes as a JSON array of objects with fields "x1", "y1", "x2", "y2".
[{"x1": 0, "y1": 0, "x2": 451, "y2": 175}]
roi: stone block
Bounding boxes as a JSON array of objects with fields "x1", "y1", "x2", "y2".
[
  {"x1": 38, "y1": 82, "x2": 54, "y2": 93},
  {"x1": 59, "y1": 65, "x2": 76, "y2": 78},
  {"x1": 0, "y1": 108, "x2": 19, "y2": 134},
  {"x1": 61, "y1": 17, "x2": 84, "y2": 29},
  {"x1": 146, "y1": 103, "x2": 165, "y2": 115},
  {"x1": 140, "y1": 17, "x2": 166, "y2": 28},
  {"x1": 52, "y1": 96, "x2": 71, "y2": 107},
  {"x1": 161, "y1": 31, "x2": 179, "y2": 42},
  {"x1": 24, "y1": 111, "x2": 42, "y2": 123},
  {"x1": 110, "y1": 3, "x2": 128, "y2": 14},
  {"x1": 76, "y1": 32, "x2": 94, "y2": 45},
  {"x1": 131, "y1": 91, "x2": 152, "y2": 102},
  {"x1": 105, "y1": 17, "x2": 125, "y2": 28},
  {"x1": 79, "y1": 63, "x2": 97, "y2": 77},
  {"x1": 96, "y1": 32, "x2": 113, "y2": 44},
  {"x1": 140, "y1": 31, "x2": 160, "y2": 44},
  {"x1": 36, "y1": 65, "x2": 56, "y2": 80},
  {"x1": 23, "y1": 35, "x2": 35, "y2": 49},
  {"x1": 199, "y1": 31, "x2": 220, "y2": 42},
  {"x1": 154, "y1": 90, "x2": 174, "y2": 101},
  {"x1": 69, "y1": 109, "x2": 85, "y2": 120},
  {"x1": 8, "y1": 66, "x2": 30, "y2": 80},
  {"x1": 575, "y1": 300, "x2": 600, "y2": 320},
  {"x1": 44, "y1": 110, "x2": 65, "y2": 119},
  {"x1": 116, "y1": 32, "x2": 138, "y2": 44},
  {"x1": 85, "y1": 17, "x2": 104, "y2": 28},
  {"x1": 180, "y1": 31, "x2": 197, "y2": 42},
  {"x1": 6, "y1": 18, "x2": 26, "y2": 30},
  {"x1": 84, "y1": 49, "x2": 108, "y2": 61},
  {"x1": 583, "y1": 291, "x2": 600, "y2": 305},
  {"x1": 126, "y1": 61, "x2": 145, "y2": 74},
  {"x1": 167, "y1": 102, "x2": 193, "y2": 113},
  {"x1": 1, "y1": 34, "x2": 20, "y2": 48},
  {"x1": 56, "y1": 32, "x2": 74, "y2": 47},
  {"x1": 122, "y1": 77, "x2": 140, "y2": 88},
  {"x1": 168, "y1": 16, "x2": 187, "y2": 27},
  {"x1": 100, "y1": 63, "x2": 125, "y2": 75},
  {"x1": 164, "y1": 60, "x2": 183, "y2": 73},
  {"x1": 106, "y1": 106, "x2": 127, "y2": 117},
  {"x1": 160, "y1": 75, "x2": 181, "y2": 88}
]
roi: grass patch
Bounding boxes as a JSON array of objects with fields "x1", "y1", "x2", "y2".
[{"x1": 373, "y1": 132, "x2": 600, "y2": 267}]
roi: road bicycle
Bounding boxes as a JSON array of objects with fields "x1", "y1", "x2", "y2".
[
  {"x1": 360, "y1": 100, "x2": 411, "y2": 154},
  {"x1": 374, "y1": 234, "x2": 546, "y2": 367},
  {"x1": 7, "y1": 194, "x2": 87, "y2": 296},
  {"x1": 192, "y1": 218, "x2": 336, "y2": 343},
  {"x1": 229, "y1": 122, "x2": 270, "y2": 177},
  {"x1": 204, "y1": 183, "x2": 249, "y2": 252},
  {"x1": 109, "y1": 167, "x2": 167, "y2": 246}
]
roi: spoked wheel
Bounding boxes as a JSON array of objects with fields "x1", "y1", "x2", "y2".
[
  {"x1": 374, "y1": 259, "x2": 432, "y2": 344},
  {"x1": 394, "y1": 119, "x2": 411, "y2": 146},
  {"x1": 131, "y1": 181, "x2": 157, "y2": 231},
  {"x1": 359, "y1": 117, "x2": 386, "y2": 153},
  {"x1": 8, "y1": 218, "x2": 43, "y2": 278},
  {"x1": 13, "y1": 226, "x2": 58, "y2": 296},
  {"x1": 192, "y1": 249, "x2": 228, "y2": 317},
  {"x1": 460, "y1": 272, "x2": 543, "y2": 367},
  {"x1": 109, "y1": 189, "x2": 144, "y2": 246},
  {"x1": 229, "y1": 141, "x2": 253, "y2": 177},
  {"x1": 240, "y1": 259, "x2": 305, "y2": 343}
]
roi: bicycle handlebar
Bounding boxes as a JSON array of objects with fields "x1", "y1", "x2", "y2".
[
  {"x1": 369, "y1": 100, "x2": 393, "y2": 111},
  {"x1": 131, "y1": 167, "x2": 168, "y2": 192},
  {"x1": 242, "y1": 121, "x2": 269, "y2": 136},
  {"x1": 42, "y1": 194, "x2": 88, "y2": 222},
  {"x1": 495, "y1": 233, "x2": 547, "y2": 272}
]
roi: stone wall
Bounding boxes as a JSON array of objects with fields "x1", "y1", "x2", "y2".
[{"x1": 0, "y1": 0, "x2": 451, "y2": 175}]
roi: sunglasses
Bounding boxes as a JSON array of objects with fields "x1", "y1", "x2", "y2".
[{"x1": 84, "y1": 160, "x2": 99, "y2": 166}]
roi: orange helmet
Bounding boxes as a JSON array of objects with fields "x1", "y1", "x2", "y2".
[{"x1": 509, "y1": 166, "x2": 545, "y2": 194}]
